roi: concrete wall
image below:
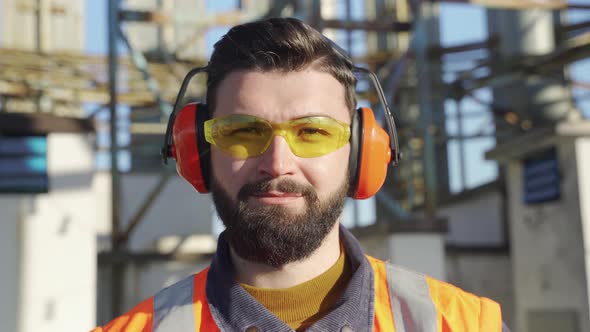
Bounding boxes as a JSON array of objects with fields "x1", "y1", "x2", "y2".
[
  {"x1": 19, "y1": 134, "x2": 97, "y2": 332},
  {"x1": 93, "y1": 171, "x2": 217, "y2": 251},
  {"x1": 0, "y1": 134, "x2": 98, "y2": 332},
  {"x1": 446, "y1": 253, "x2": 514, "y2": 328},
  {"x1": 437, "y1": 187, "x2": 513, "y2": 326},
  {"x1": 439, "y1": 190, "x2": 506, "y2": 247},
  {"x1": 506, "y1": 137, "x2": 589, "y2": 332},
  {"x1": 576, "y1": 137, "x2": 590, "y2": 329},
  {"x1": 358, "y1": 232, "x2": 447, "y2": 281},
  {"x1": 0, "y1": 196, "x2": 22, "y2": 332},
  {"x1": 120, "y1": 174, "x2": 215, "y2": 251}
]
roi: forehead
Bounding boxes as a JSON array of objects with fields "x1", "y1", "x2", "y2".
[{"x1": 213, "y1": 69, "x2": 351, "y2": 123}]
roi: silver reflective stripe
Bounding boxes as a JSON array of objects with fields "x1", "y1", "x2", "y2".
[
  {"x1": 385, "y1": 263, "x2": 438, "y2": 332},
  {"x1": 153, "y1": 275, "x2": 196, "y2": 332}
]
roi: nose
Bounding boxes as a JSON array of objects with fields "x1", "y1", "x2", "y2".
[{"x1": 256, "y1": 135, "x2": 297, "y2": 178}]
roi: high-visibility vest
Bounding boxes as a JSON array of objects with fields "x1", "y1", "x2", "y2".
[{"x1": 92, "y1": 256, "x2": 503, "y2": 332}]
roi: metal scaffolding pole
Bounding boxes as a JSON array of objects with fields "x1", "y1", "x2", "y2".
[
  {"x1": 414, "y1": 1, "x2": 442, "y2": 216},
  {"x1": 486, "y1": 7, "x2": 580, "y2": 139},
  {"x1": 108, "y1": 0, "x2": 123, "y2": 317}
]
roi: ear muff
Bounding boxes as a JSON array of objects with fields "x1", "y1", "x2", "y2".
[
  {"x1": 348, "y1": 107, "x2": 392, "y2": 200},
  {"x1": 328, "y1": 38, "x2": 399, "y2": 199},
  {"x1": 169, "y1": 102, "x2": 211, "y2": 193}
]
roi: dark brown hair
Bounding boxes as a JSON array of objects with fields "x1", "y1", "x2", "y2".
[{"x1": 206, "y1": 17, "x2": 357, "y2": 115}]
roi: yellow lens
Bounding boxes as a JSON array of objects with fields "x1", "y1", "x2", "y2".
[
  {"x1": 286, "y1": 117, "x2": 351, "y2": 157},
  {"x1": 204, "y1": 115, "x2": 272, "y2": 158},
  {"x1": 204, "y1": 115, "x2": 350, "y2": 159}
]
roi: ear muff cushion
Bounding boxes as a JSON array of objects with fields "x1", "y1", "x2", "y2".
[
  {"x1": 348, "y1": 108, "x2": 362, "y2": 197},
  {"x1": 195, "y1": 103, "x2": 211, "y2": 190},
  {"x1": 172, "y1": 102, "x2": 210, "y2": 193},
  {"x1": 353, "y1": 107, "x2": 392, "y2": 200}
]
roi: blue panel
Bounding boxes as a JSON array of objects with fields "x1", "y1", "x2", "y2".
[
  {"x1": 0, "y1": 137, "x2": 47, "y2": 155},
  {"x1": 0, "y1": 136, "x2": 48, "y2": 193},
  {"x1": 523, "y1": 149, "x2": 560, "y2": 204},
  {"x1": 0, "y1": 157, "x2": 47, "y2": 175},
  {"x1": 0, "y1": 175, "x2": 49, "y2": 193}
]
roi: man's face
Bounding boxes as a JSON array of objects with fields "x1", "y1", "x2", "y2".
[{"x1": 209, "y1": 69, "x2": 351, "y2": 267}]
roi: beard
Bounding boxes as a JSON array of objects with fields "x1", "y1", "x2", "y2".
[{"x1": 210, "y1": 175, "x2": 349, "y2": 268}]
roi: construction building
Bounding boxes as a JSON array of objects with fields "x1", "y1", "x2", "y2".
[{"x1": 1, "y1": 0, "x2": 590, "y2": 331}]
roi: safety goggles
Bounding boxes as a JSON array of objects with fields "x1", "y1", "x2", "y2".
[{"x1": 204, "y1": 114, "x2": 351, "y2": 159}]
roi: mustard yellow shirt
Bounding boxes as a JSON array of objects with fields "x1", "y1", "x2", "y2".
[{"x1": 241, "y1": 250, "x2": 351, "y2": 331}]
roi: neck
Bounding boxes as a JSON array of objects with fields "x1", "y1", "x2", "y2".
[{"x1": 231, "y1": 222, "x2": 342, "y2": 289}]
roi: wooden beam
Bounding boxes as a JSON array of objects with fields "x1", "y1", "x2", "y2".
[
  {"x1": 118, "y1": 9, "x2": 170, "y2": 24},
  {"x1": 561, "y1": 20, "x2": 590, "y2": 35},
  {"x1": 15, "y1": 0, "x2": 66, "y2": 14},
  {"x1": 118, "y1": 9, "x2": 249, "y2": 27},
  {"x1": 429, "y1": 36, "x2": 498, "y2": 57},
  {"x1": 569, "y1": 4, "x2": 590, "y2": 10},
  {"x1": 0, "y1": 80, "x2": 28, "y2": 97},
  {"x1": 0, "y1": 112, "x2": 94, "y2": 134},
  {"x1": 0, "y1": 47, "x2": 207, "y2": 108},
  {"x1": 322, "y1": 19, "x2": 412, "y2": 32}
]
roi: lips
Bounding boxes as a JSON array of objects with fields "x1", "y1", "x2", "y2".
[
  {"x1": 251, "y1": 190, "x2": 302, "y2": 198},
  {"x1": 249, "y1": 190, "x2": 304, "y2": 205},
  {"x1": 237, "y1": 178, "x2": 316, "y2": 203}
]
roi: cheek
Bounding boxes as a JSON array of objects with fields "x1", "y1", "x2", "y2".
[
  {"x1": 211, "y1": 150, "x2": 250, "y2": 196},
  {"x1": 304, "y1": 145, "x2": 350, "y2": 196}
]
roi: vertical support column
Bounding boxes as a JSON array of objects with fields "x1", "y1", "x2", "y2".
[
  {"x1": 394, "y1": 0, "x2": 410, "y2": 49},
  {"x1": 345, "y1": 0, "x2": 352, "y2": 52},
  {"x1": 18, "y1": 134, "x2": 97, "y2": 332},
  {"x1": 577, "y1": 137, "x2": 590, "y2": 328},
  {"x1": 487, "y1": 8, "x2": 579, "y2": 139},
  {"x1": 364, "y1": 0, "x2": 387, "y2": 53},
  {"x1": 487, "y1": 124, "x2": 590, "y2": 332},
  {"x1": 108, "y1": 0, "x2": 123, "y2": 317},
  {"x1": 37, "y1": 0, "x2": 51, "y2": 52},
  {"x1": 295, "y1": 0, "x2": 322, "y2": 29},
  {"x1": 0, "y1": 197, "x2": 21, "y2": 332},
  {"x1": 157, "y1": 0, "x2": 174, "y2": 54},
  {"x1": 414, "y1": 2, "x2": 441, "y2": 216},
  {"x1": 456, "y1": 100, "x2": 467, "y2": 189}
]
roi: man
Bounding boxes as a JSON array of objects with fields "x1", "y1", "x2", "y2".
[{"x1": 93, "y1": 17, "x2": 507, "y2": 332}]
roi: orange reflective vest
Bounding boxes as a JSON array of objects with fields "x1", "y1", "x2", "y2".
[{"x1": 92, "y1": 256, "x2": 503, "y2": 332}]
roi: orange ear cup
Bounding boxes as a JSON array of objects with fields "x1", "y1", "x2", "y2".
[
  {"x1": 351, "y1": 107, "x2": 392, "y2": 199},
  {"x1": 171, "y1": 102, "x2": 210, "y2": 193}
]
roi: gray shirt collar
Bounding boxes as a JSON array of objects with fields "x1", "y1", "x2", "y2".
[{"x1": 205, "y1": 224, "x2": 375, "y2": 332}]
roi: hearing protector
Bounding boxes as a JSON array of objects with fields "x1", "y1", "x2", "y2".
[{"x1": 161, "y1": 50, "x2": 401, "y2": 200}]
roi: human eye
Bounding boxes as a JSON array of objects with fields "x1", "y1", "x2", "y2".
[
  {"x1": 298, "y1": 127, "x2": 331, "y2": 137},
  {"x1": 297, "y1": 127, "x2": 332, "y2": 142},
  {"x1": 225, "y1": 126, "x2": 263, "y2": 137},
  {"x1": 233, "y1": 126, "x2": 262, "y2": 134}
]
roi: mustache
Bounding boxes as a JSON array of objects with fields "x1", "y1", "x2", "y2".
[{"x1": 237, "y1": 178, "x2": 317, "y2": 201}]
